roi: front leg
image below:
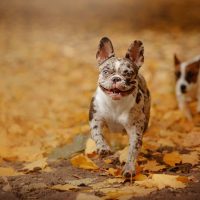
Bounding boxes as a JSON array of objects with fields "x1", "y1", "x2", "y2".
[
  {"x1": 123, "y1": 121, "x2": 144, "y2": 178},
  {"x1": 89, "y1": 97, "x2": 111, "y2": 156},
  {"x1": 90, "y1": 119, "x2": 111, "y2": 156},
  {"x1": 177, "y1": 95, "x2": 192, "y2": 121}
]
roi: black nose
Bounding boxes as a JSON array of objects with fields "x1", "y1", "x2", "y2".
[
  {"x1": 180, "y1": 84, "x2": 187, "y2": 93},
  {"x1": 112, "y1": 77, "x2": 121, "y2": 83}
]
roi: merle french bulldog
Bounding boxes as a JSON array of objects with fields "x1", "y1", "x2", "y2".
[{"x1": 89, "y1": 37, "x2": 151, "y2": 177}]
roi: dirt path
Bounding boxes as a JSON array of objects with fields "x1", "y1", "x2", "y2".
[{"x1": 0, "y1": 158, "x2": 200, "y2": 200}]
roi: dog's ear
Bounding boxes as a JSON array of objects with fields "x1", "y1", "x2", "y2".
[
  {"x1": 125, "y1": 40, "x2": 144, "y2": 68},
  {"x1": 174, "y1": 54, "x2": 181, "y2": 66},
  {"x1": 96, "y1": 37, "x2": 115, "y2": 65}
]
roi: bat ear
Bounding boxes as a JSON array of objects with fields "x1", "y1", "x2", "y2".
[
  {"x1": 125, "y1": 40, "x2": 144, "y2": 68},
  {"x1": 96, "y1": 37, "x2": 115, "y2": 65},
  {"x1": 174, "y1": 54, "x2": 181, "y2": 66}
]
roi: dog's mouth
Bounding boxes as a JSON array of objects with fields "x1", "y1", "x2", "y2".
[{"x1": 99, "y1": 85, "x2": 135, "y2": 100}]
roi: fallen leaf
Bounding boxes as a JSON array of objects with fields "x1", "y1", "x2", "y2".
[
  {"x1": 107, "y1": 168, "x2": 122, "y2": 177},
  {"x1": 70, "y1": 154, "x2": 99, "y2": 170},
  {"x1": 177, "y1": 176, "x2": 190, "y2": 183},
  {"x1": 183, "y1": 130, "x2": 200, "y2": 147},
  {"x1": 136, "y1": 174, "x2": 188, "y2": 189},
  {"x1": 90, "y1": 178, "x2": 125, "y2": 190},
  {"x1": 85, "y1": 138, "x2": 97, "y2": 156},
  {"x1": 104, "y1": 158, "x2": 113, "y2": 164},
  {"x1": 163, "y1": 151, "x2": 182, "y2": 166},
  {"x1": 162, "y1": 110, "x2": 184, "y2": 128},
  {"x1": 157, "y1": 138, "x2": 175, "y2": 147},
  {"x1": 134, "y1": 174, "x2": 148, "y2": 181},
  {"x1": 22, "y1": 158, "x2": 47, "y2": 172},
  {"x1": 118, "y1": 146, "x2": 128, "y2": 163},
  {"x1": 181, "y1": 151, "x2": 199, "y2": 165},
  {"x1": 0, "y1": 167, "x2": 22, "y2": 176},
  {"x1": 100, "y1": 185, "x2": 155, "y2": 199},
  {"x1": 42, "y1": 167, "x2": 53, "y2": 172},
  {"x1": 142, "y1": 160, "x2": 166, "y2": 172}
]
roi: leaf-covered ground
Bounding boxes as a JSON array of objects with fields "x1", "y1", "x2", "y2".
[{"x1": 0, "y1": 0, "x2": 200, "y2": 199}]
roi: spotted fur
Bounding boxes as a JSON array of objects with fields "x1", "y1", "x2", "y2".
[
  {"x1": 89, "y1": 37, "x2": 151, "y2": 177},
  {"x1": 174, "y1": 54, "x2": 200, "y2": 120}
]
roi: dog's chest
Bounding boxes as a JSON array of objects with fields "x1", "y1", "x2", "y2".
[{"x1": 96, "y1": 88, "x2": 135, "y2": 131}]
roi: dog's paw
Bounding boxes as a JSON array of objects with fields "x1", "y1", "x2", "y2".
[
  {"x1": 106, "y1": 154, "x2": 120, "y2": 165},
  {"x1": 97, "y1": 145, "x2": 111, "y2": 157},
  {"x1": 122, "y1": 163, "x2": 136, "y2": 178}
]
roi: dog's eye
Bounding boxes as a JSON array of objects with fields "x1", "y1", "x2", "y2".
[
  {"x1": 123, "y1": 70, "x2": 134, "y2": 77},
  {"x1": 186, "y1": 71, "x2": 197, "y2": 83},
  {"x1": 175, "y1": 71, "x2": 181, "y2": 79},
  {"x1": 103, "y1": 70, "x2": 109, "y2": 75}
]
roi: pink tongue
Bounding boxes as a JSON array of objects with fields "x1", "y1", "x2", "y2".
[{"x1": 110, "y1": 92, "x2": 122, "y2": 100}]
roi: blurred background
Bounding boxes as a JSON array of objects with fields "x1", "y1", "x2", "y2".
[{"x1": 0, "y1": 0, "x2": 199, "y2": 162}]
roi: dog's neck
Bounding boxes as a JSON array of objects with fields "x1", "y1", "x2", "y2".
[{"x1": 96, "y1": 86, "x2": 138, "y2": 110}]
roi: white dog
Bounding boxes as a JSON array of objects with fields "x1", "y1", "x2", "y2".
[{"x1": 174, "y1": 54, "x2": 200, "y2": 120}]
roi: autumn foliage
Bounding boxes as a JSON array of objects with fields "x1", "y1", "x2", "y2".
[{"x1": 0, "y1": 0, "x2": 200, "y2": 199}]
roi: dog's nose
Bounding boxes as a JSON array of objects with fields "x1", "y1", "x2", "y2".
[
  {"x1": 180, "y1": 84, "x2": 187, "y2": 93},
  {"x1": 112, "y1": 77, "x2": 121, "y2": 83}
]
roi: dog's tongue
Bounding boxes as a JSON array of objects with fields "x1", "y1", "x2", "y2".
[
  {"x1": 109, "y1": 91, "x2": 122, "y2": 100},
  {"x1": 111, "y1": 94, "x2": 122, "y2": 100},
  {"x1": 105, "y1": 84, "x2": 123, "y2": 100}
]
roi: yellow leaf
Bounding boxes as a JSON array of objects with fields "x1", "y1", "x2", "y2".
[
  {"x1": 163, "y1": 151, "x2": 182, "y2": 166},
  {"x1": 22, "y1": 158, "x2": 47, "y2": 172},
  {"x1": 85, "y1": 138, "x2": 97, "y2": 156},
  {"x1": 107, "y1": 168, "x2": 122, "y2": 177},
  {"x1": 177, "y1": 176, "x2": 190, "y2": 183},
  {"x1": 152, "y1": 174, "x2": 188, "y2": 189},
  {"x1": 99, "y1": 185, "x2": 155, "y2": 199},
  {"x1": 136, "y1": 174, "x2": 187, "y2": 190},
  {"x1": 70, "y1": 154, "x2": 98, "y2": 170},
  {"x1": 142, "y1": 160, "x2": 166, "y2": 172},
  {"x1": 181, "y1": 151, "x2": 199, "y2": 165},
  {"x1": 183, "y1": 130, "x2": 200, "y2": 147},
  {"x1": 118, "y1": 146, "x2": 128, "y2": 163},
  {"x1": 0, "y1": 167, "x2": 21, "y2": 176},
  {"x1": 134, "y1": 174, "x2": 148, "y2": 181},
  {"x1": 104, "y1": 158, "x2": 112, "y2": 164},
  {"x1": 90, "y1": 178, "x2": 124, "y2": 190}
]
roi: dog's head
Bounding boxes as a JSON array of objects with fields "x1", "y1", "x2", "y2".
[
  {"x1": 174, "y1": 54, "x2": 200, "y2": 94},
  {"x1": 96, "y1": 37, "x2": 144, "y2": 100}
]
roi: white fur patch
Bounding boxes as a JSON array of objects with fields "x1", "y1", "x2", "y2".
[
  {"x1": 115, "y1": 60, "x2": 121, "y2": 72},
  {"x1": 95, "y1": 87, "x2": 135, "y2": 132}
]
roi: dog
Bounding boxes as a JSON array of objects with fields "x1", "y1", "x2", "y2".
[
  {"x1": 174, "y1": 54, "x2": 200, "y2": 120},
  {"x1": 89, "y1": 37, "x2": 151, "y2": 177}
]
